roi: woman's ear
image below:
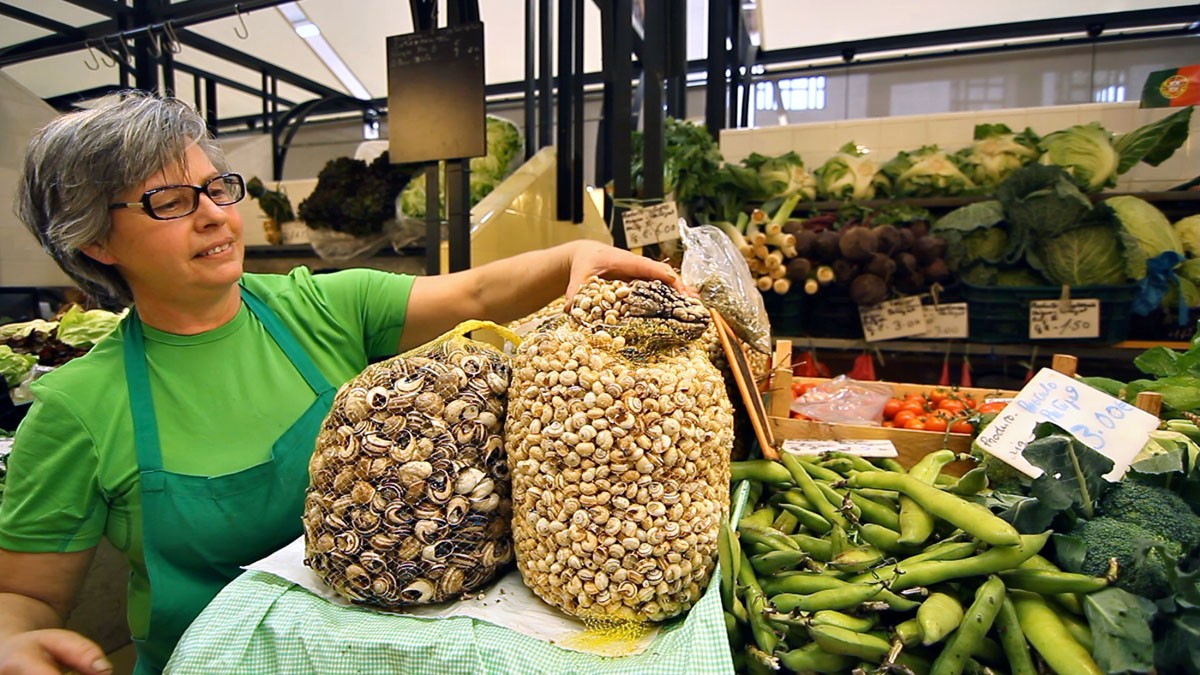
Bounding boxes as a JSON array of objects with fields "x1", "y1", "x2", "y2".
[{"x1": 81, "y1": 242, "x2": 117, "y2": 265}]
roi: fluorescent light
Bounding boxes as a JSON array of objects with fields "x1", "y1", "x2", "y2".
[
  {"x1": 295, "y1": 21, "x2": 320, "y2": 39},
  {"x1": 276, "y1": 2, "x2": 370, "y2": 100}
]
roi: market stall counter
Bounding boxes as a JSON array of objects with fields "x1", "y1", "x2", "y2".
[{"x1": 165, "y1": 546, "x2": 734, "y2": 674}]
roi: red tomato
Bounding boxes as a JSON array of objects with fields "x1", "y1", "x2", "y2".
[
  {"x1": 961, "y1": 395, "x2": 978, "y2": 409},
  {"x1": 903, "y1": 419, "x2": 927, "y2": 431},
  {"x1": 923, "y1": 416, "x2": 948, "y2": 432},
  {"x1": 893, "y1": 410, "x2": 918, "y2": 427},
  {"x1": 978, "y1": 401, "x2": 1008, "y2": 414},
  {"x1": 949, "y1": 419, "x2": 974, "y2": 434},
  {"x1": 883, "y1": 398, "x2": 904, "y2": 419},
  {"x1": 937, "y1": 399, "x2": 967, "y2": 415},
  {"x1": 904, "y1": 392, "x2": 926, "y2": 402},
  {"x1": 929, "y1": 388, "x2": 950, "y2": 405},
  {"x1": 791, "y1": 381, "x2": 809, "y2": 399},
  {"x1": 901, "y1": 400, "x2": 927, "y2": 415}
]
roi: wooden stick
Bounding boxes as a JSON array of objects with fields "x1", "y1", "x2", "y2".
[
  {"x1": 712, "y1": 309, "x2": 778, "y2": 460},
  {"x1": 769, "y1": 340, "x2": 794, "y2": 418},
  {"x1": 1135, "y1": 391, "x2": 1163, "y2": 417},
  {"x1": 1051, "y1": 354, "x2": 1078, "y2": 377}
]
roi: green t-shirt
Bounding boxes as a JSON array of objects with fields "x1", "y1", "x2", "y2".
[{"x1": 0, "y1": 267, "x2": 414, "y2": 640}]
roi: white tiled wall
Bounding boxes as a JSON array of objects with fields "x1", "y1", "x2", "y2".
[
  {"x1": 720, "y1": 102, "x2": 1200, "y2": 192},
  {"x1": 0, "y1": 73, "x2": 69, "y2": 288}
]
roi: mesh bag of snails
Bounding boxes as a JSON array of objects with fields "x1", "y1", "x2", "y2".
[
  {"x1": 506, "y1": 277, "x2": 734, "y2": 627},
  {"x1": 303, "y1": 320, "x2": 520, "y2": 608}
]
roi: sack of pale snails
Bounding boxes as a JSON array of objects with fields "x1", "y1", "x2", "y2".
[
  {"x1": 303, "y1": 320, "x2": 518, "y2": 608},
  {"x1": 505, "y1": 278, "x2": 734, "y2": 624}
]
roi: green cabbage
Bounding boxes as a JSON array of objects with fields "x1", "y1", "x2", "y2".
[
  {"x1": 0, "y1": 345, "x2": 36, "y2": 389},
  {"x1": 814, "y1": 142, "x2": 888, "y2": 200},
  {"x1": 882, "y1": 145, "x2": 976, "y2": 197},
  {"x1": 1174, "y1": 215, "x2": 1200, "y2": 259},
  {"x1": 1105, "y1": 196, "x2": 1183, "y2": 279},
  {"x1": 955, "y1": 124, "x2": 1041, "y2": 187},
  {"x1": 1027, "y1": 225, "x2": 1128, "y2": 286},
  {"x1": 1037, "y1": 123, "x2": 1119, "y2": 192}
]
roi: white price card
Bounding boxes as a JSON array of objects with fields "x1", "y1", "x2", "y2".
[
  {"x1": 860, "y1": 296, "x2": 929, "y2": 342},
  {"x1": 1028, "y1": 299, "x2": 1100, "y2": 339},
  {"x1": 782, "y1": 439, "x2": 898, "y2": 458},
  {"x1": 622, "y1": 203, "x2": 680, "y2": 248},
  {"x1": 973, "y1": 367, "x2": 1158, "y2": 479},
  {"x1": 915, "y1": 302, "x2": 969, "y2": 339}
]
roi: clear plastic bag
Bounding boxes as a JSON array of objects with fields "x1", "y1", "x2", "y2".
[
  {"x1": 679, "y1": 221, "x2": 772, "y2": 354},
  {"x1": 789, "y1": 375, "x2": 894, "y2": 425}
]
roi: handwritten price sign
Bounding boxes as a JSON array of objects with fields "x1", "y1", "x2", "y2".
[
  {"x1": 622, "y1": 203, "x2": 680, "y2": 248},
  {"x1": 915, "y1": 302, "x2": 969, "y2": 339},
  {"x1": 973, "y1": 368, "x2": 1157, "y2": 479},
  {"x1": 860, "y1": 296, "x2": 928, "y2": 342},
  {"x1": 1029, "y1": 299, "x2": 1100, "y2": 339}
]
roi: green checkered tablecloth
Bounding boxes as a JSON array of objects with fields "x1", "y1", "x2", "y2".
[{"x1": 165, "y1": 566, "x2": 735, "y2": 675}]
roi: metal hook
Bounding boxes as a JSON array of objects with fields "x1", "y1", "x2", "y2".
[
  {"x1": 234, "y1": 4, "x2": 249, "y2": 39},
  {"x1": 147, "y1": 29, "x2": 163, "y2": 58},
  {"x1": 164, "y1": 21, "x2": 182, "y2": 54},
  {"x1": 83, "y1": 42, "x2": 101, "y2": 70},
  {"x1": 96, "y1": 38, "x2": 117, "y2": 67}
]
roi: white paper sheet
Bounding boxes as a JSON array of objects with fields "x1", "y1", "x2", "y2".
[{"x1": 244, "y1": 536, "x2": 659, "y2": 656}]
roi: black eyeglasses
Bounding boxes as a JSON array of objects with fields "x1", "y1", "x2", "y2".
[{"x1": 109, "y1": 172, "x2": 246, "y2": 220}]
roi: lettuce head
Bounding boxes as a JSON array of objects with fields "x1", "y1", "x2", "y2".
[
  {"x1": 1027, "y1": 224, "x2": 1129, "y2": 286},
  {"x1": 0, "y1": 345, "x2": 36, "y2": 389},
  {"x1": 1174, "y1": 215, "x2": 1200, "y2": 259},
  {"x1": 883, "y1": 145, "x2": 976, "y2": 198},
  {"x1": 1105, "y1": 195, "x2": 1183, "y2": 279}
]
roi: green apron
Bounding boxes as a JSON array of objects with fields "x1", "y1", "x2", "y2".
[{"x1": 124, "y1": 286, "x2": 334, "y2": 674}]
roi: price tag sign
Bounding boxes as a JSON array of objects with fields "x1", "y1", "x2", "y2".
[
  {"x1": 622, "y1": 203, "x2": 680, "y2": 248},
  {"x1": 860, "y1": 296, "x2": 928, "y2": 342},
  {"x1": 915, "y1": 302, "x2": 969, "y2": 339},
  {"x1": 1029, "y1": 299, "x2": 1100, "y2": 339},
  {"x1": 973, "y1": 368, "x2": 1158, "y2": 479},
  {"x1": 782, "y1": 439, "x2": 898, "y2": 458}
]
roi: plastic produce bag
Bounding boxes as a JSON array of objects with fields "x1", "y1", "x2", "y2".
[
  {"x1": 679, "y1": 221, "x2": 772, "y2": 354},
  {"x1": 789, "y1": 375, "x2": 893, "y2": 425}
]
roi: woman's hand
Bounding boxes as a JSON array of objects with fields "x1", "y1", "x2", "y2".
[
  {"x1": 0, "y1": 629, "x2": 111, "y2": 675},
  {"x1": 563, "y1": 240, "x2": 688, "y2": 301}
]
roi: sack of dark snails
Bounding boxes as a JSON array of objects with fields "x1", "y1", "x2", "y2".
[
  {"x1": 506, "y1": 278, "x2": 734, "y2": 623},
  {"x1": 303, "y1": 320, "x2": 519, "y2": 608}
]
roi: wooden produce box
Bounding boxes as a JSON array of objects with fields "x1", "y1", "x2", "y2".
[{"x1": 765, "y1": 342, "x2": 1017, "y2": 474}]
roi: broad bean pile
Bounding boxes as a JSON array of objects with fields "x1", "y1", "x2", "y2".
[{"x1": 723, "y1": 452, "x2": 1108, "y2": 674}]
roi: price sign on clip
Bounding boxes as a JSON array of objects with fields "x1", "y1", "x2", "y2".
[
  {"x1": 622, "y1": 202, "x2": 680, "y2": 248},
  {"x1": 916, "y1": 302, "x2": 969, "y2": 339},
  {"x1": 1029, "y1": 299, "x2": 1100, "y2": 339},
  {"x1": 860, "y1": 296, "x2": 928, "y2": 342},
  {"x1": 973, "y1": 367, "x2": 1158, "y2": 479}
]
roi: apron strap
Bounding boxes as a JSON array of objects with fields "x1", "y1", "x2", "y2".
[
  {"x1": 239, "y1": 286, "x2": 333, "y2": 396},
  {"x1": 124, "y1": 314, "x2": 165, "y2": 472}
]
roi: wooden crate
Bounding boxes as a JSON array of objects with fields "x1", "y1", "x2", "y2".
[{"x1": 766, "y1": 342, "x2": 1016, "y2": 474}]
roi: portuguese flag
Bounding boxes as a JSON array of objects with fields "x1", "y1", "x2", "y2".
[{"x1": 1141, "y1": 65, "x2": 1200, "y2": 108}]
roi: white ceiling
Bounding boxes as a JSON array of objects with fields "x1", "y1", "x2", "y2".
[{"x1": 0, "y1": 1, "x2": 1194, "y2": 124}]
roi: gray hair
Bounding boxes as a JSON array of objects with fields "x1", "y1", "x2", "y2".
[{"x1": 15, "y1": 90, "x2": 229, "y2": 306}]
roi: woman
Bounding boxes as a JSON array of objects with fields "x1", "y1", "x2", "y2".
[{"x1": 0, "y1": 91, "x2": 681, "y2": 675}]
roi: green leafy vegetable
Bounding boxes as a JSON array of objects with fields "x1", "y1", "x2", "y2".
[
  {"x1": 1082, "y1": 588, "x2": 1158, "y2": 674},
  {"x1": 954, "y1": 124, "x2": 1041, "y2": 187},
  {"x1": 1037, "y1": 122, "x2": 1120, "y2": 192},
  {"x1": 1113, "y1": 105, "x2": 1194, "y2": 173},
  {"x1": 0, "y1": 346, "x2": 36, "y2": 388},
  {"x1": 55, "y1": 306, "x2": 124, "y2": 348},
  {"x1": 1175, "y1": 214, "x2": 1200, "y2": 258},
  {"x1": 1026, "y1": 224, "x2": 1129, "y2": 286},
  {"x1": 814, "y1": 142, "x2": 889, "y2": 201},
  {"x1": 1024, "y1": 422, "x2": 1114, "y2": 519},
  {"x1": 1105, "y1": 195, "x2": 1184, "y2": 280},
  {"x1": 300, "y1": 152, "x2": 418, "y2": 236},
  {"x1": 881, "y1": 145, "x2": 976, "y2": 197}
]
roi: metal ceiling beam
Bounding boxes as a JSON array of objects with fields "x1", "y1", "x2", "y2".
[
  {"x1": 759, "y1": 5, "x2": 1200, "y2": 64},
  {"x1": 157, "y1": 0, "x2": 292, "y2": 24},
  {"x1": 171, "y1": 62, "x2": 298, "y2": 106},
  {"x1": 175, "y1": 29, "x2": 346, "y2": 99}
]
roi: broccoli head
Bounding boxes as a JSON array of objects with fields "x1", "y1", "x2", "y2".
[
  {"x1": 1097, "y1": 480, "x2": 1200, "y2": 549},
  {"x1": 1073, "y1": 517, "x2": 1182, "y2": 599}
]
